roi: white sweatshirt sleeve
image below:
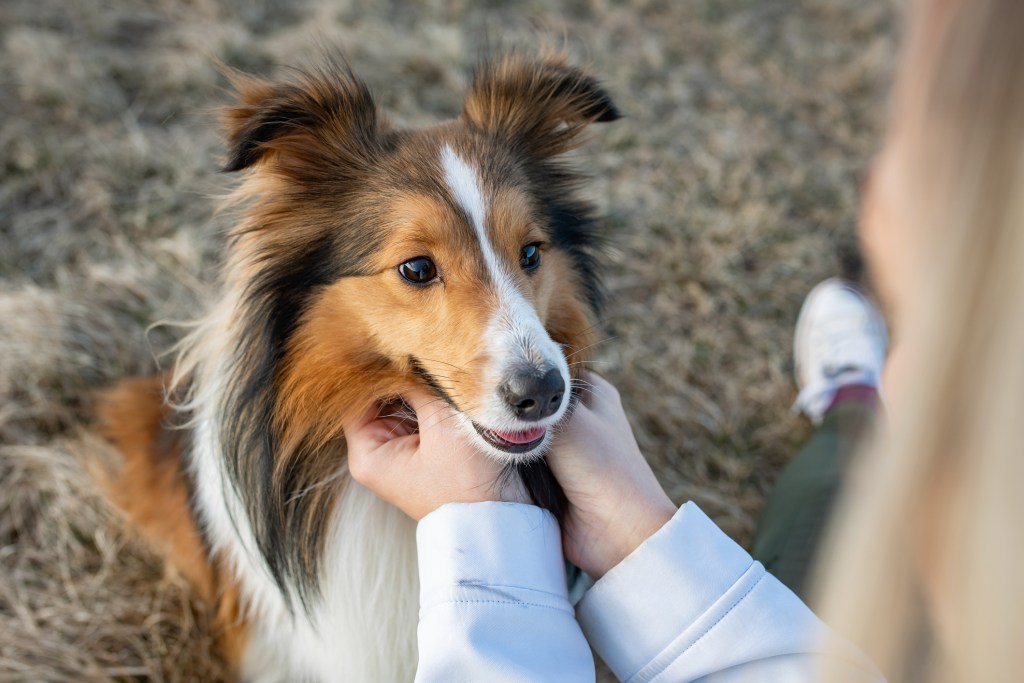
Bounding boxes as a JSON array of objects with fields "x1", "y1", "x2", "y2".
[
  {"x1": 414, "y1": 501, "x2": 881, "y2": 683},
  {"x1": 414, "y1": 502, "x2": 595, "y2": 682}
]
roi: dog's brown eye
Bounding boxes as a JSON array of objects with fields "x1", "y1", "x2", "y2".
[
  {"x1": 398, "y1": 257, "x2": 437, "y2": 284},
  {"x1": 520, "y1": 243, "x2": 541, "y2": 271}
]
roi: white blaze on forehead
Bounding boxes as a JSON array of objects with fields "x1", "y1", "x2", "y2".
[
  {"x1": 439, "y1": 144, "x2": 571, "y2": 430},
  {"x1": 440, "y1": 145, "x2": 502, "y2": 278}
]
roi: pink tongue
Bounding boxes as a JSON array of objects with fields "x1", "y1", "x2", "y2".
[{"x1": 494, "y1": 426, "x2": 546, "y2": 444}]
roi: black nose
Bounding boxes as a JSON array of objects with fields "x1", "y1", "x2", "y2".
[{"x1": 500, "y1": 368, "x2": 566, "y2": 422}]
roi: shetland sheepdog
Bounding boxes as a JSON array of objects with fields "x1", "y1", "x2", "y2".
[{"x1": 95, "y1": 52, "x2": 619, "y2": 681}]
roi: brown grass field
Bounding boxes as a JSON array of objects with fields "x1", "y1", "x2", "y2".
[{"x1": 0, "y1": 0, "x2": 894, "y2": 679}]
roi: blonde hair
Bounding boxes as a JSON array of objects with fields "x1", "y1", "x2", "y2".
[{"x1": 815, "y1": 1, "x2": 1024, "y2": 681}]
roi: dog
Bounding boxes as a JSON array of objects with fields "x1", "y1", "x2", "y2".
[{"x1": 95, "y1": 52, "x2": 619, "y2": 681}]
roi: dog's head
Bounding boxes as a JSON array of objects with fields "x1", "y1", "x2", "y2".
[
  {"x1": 222, "y1": 53, "x2": 618, "y2": 463},
  {"x1": 213, "y1": 53, "x2": 618, "y2": 595}
]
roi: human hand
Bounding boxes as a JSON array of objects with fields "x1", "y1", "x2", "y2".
[
  {"x1": 344, "y1": 390, "x2": 521, "y2": 521},
  {"x1": 548, "y1": 373, "x2": 677, "y2": 579}
]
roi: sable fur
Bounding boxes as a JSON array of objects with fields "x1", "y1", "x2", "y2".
[
  {"x1": 210, "y1": 53, "x2": 615, "y2": 600},
  {"x1": 98, "y1": 51, "x2": 619, "y2": 678}
]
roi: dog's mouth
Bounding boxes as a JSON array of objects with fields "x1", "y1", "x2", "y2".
[
  {"x1": 375, "y1": 399, "x2": 550, "y2": 455},
  {"x1": 472, "y1": 423, "x2": 548, "y2": 454}
]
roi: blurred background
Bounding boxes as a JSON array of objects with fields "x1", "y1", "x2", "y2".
[{"x1": 0, "y1": 0, "x2": 894, "y2": 679}]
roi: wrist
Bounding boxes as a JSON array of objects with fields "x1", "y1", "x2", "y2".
[{"x1": 596, "y1": 498, "x2": 676, "y2": 578}]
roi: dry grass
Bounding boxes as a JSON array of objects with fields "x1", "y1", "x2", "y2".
[{"x1": 0, "y1": 0, "x2": 894, "y2": 679}]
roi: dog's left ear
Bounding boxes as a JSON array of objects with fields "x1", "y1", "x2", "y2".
[{"x1": 461, "y1": 53, "x2": 621, "y2": 158}]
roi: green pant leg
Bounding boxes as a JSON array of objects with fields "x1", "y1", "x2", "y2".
[{"x1": 751, "y1": 401, "x2": 875, "y2": 600}]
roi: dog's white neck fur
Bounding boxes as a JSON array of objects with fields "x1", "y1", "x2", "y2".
[
  {"x1": 440, "y1": 146, "x2": 571, "y2": 444},
  {"x1": 186, "y1": 294, "x2": 418, "y2": 682}
]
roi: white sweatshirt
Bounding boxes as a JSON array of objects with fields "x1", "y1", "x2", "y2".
[{"x1": 414, "y1": 501, "x2": 881, "y2": 682}]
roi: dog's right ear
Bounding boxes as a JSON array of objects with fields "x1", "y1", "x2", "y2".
[{"x1": 221, "y1": 64, "x2": 383, "y2": 175}]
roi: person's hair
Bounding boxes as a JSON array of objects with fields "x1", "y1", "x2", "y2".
[{"x1": 814, "y1": 0, "x2": 1024, "y2": 681}]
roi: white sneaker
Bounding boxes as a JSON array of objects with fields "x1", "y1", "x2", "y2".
[{"x1": 793, "y1": 278, "x2": 888, "y2": 424}]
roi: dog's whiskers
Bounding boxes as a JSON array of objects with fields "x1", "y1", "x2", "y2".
[
  {"x1": 410, "y1": 357, "x2": 470, "y2": 374},
  {"x1": 562, "y1": 336, "x2": 617, "y2": 358}
]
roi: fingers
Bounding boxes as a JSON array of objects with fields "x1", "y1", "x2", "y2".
[
  {"x1": 345, "y1": 400, "x2": 385, "y2": 434},
  {"x1": 343, "y1": 400, "x2": 413, "y2": 448},
  {"x1": 344, "y1": 388, "x2": 505, "y2": 520},
  {"x1": 572, "y1": 371, "x2": 622, "y2": 422},
  {"x1": 344, "y1": 400, "x2": 418, "y2": 489},
  {"x1": 402, "y1": 388, "x2": 461, "y2": 432},
  {"x1": 583, "y1": 371, "x2": 620, "y2": 403}
]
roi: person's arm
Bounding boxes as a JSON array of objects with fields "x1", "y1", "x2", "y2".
[
  {"x1": 415, "y1": 502, "x2": 594, "y2": 682},
  {"x1": 549, "y1": 374, "x2": 881, "y2": 682},
  {"x1": 343, "y1": 393, "x2": 595, "y2": 682},
  {"x1": 576, "y1": 502, "x2": 878, "y2": 682},
  {"x1": 345, "y1": 378, "x2": 881, "y2": 682}
]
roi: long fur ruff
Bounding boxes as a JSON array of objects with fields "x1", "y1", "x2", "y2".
[{"x1": 97, "y1": 51, "x2": 619, "y2": 681}]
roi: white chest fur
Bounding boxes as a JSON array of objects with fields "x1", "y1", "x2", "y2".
[{"x1": 190, "y1": 413, "x2": 419, "y2": 682}]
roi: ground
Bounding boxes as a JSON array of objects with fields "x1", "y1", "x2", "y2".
[{"x1": 0, "y1": 0, "x2": 894, "y2": 679}]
